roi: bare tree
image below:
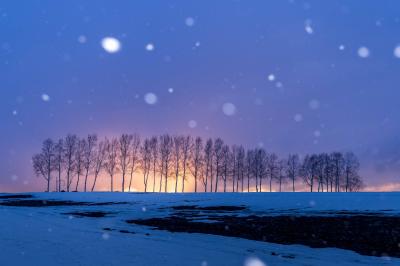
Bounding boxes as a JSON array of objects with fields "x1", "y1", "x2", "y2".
[
  {"x1": 119, "y1": 134, "x2": 133, "y2": 192},
  {"x1": 173, "y1": 135, "x2": 183, "y2": 193},
  {"x1": 330, "y1": 152, "x2": 344, "y2": 192},
  {"x1": 64, "y1": 134, "x2": 77, "y2": 192},
  {"x1": 74, "y1": 138, "x2": 85, "y2": 191},
  {"x1": 181, "y1": 135, "x2": 192, "y2": 192},
  {"x1": 91, "y1": 139, "x2": 107, "y2": 192},
  {"x1": 32, "y1": 139, "x2": 55, "y2": 192},
  {"x1": 267, "y1": 153, "x2": 278, "y2": 192},
  {"x1": 344, "y1": 152, "x2": 360, "y2": 192},
  {"x1": 150, "y1": 136, "x2": 158, "y2": 192},
  {"x1": 83, "y1": 134, "x2": 97, "y2": 192},
  {"x1": 236, "y1": 146, "x2": 245, "y2": 192},
  {"x1": 286, "y1": 154, "x2": 300, "y2": 192},
  {"x1": 221, "y1": 145, "x2": 230, "y2": 192},
  {"x1": 104, "y1": 138, "x2": 119, "y2": 192},
  {"x1": 54, "y1": 139, "x2": 64, "y2": 192},
  {"x1": 203, "y1": 139, "x2": 213, "y2": 192},
  {"x1": 245, "y1": 150, "x2": 254, "y2": 192},
  {"x1": 253, "y1": 148, "x2": 267, "y2": 192},
  {"x1": 190, "y1": 137, "x2": 203, "y2": 193},
  {"x1": 159, "y1": 134, "x2": 173, "y2": 192},
  {"x1": 128, "y1": 134, "x2": 141, "y2": 192},
  {"x1": 301, "y1": 154, "x2": 318, "y2": 192},
  {"x1": 140, "y1": 138, "x2": 152, "y2": 192},
  {"x1": 277, "y1": 159, "x2": 286, "y2": 192},
  {"x1": 213, "y1": 138, "x2": 224, "y2": 192}
]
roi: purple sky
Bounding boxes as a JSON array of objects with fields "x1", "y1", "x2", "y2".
[{"x1": 1, "y1": 0, "x2": 400, "y2": 192}]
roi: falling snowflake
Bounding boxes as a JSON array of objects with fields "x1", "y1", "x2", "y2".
[
  {"x1": 339, "y1": 45, "x2": 345, "y2": 51},
  {"x1": 78, "y1": 35, "x2": 87, "y2": 44},
  {"x1": 102, "y1": 232, "x2": 110, "y2": 240},
  {"x1": 394, "y1": 45, "x2": 400, "y2": 58},
  {"x1": 195, "y1": 41, "x2": 201, "y2": 47},
  {"x1": 144, "y1": 93, "x2": 158, "y2": 105},
  {"x1": 145, "y1": 43, "x2": 155, "y2": 51},
  {"x1": 41, "y1": 94, "x2": 50, "y2": 102},
  {"x1": 357, "y1": 46, "x2": 370, "y2": 58},
  {"x1": 222, "y1": 102, "x2": 236, "y2": 116},
  {"x1": 314, "y1": 130, "x2": 321, "y2": 137},
  {"x1": 101, "y1": 37, "x2": 121, "y2": 53},
  {"x1": 141, "y1": 207, "x2": 147, "y2": 212},
  {"x1": 304, "y1": 20, "x2": 314, "y2": 34},
  {"x1": 244, "y1": 257, "x2": 267, "y2": 266},
  {"x1": 168, "y1": 88, "x2": 174, "y2": 93},
  {"x1": 188, "y1": 120, "x2": 197, "y2": 128},
  {"x1": 308, "y1": 99, "x2": 320, "y2": 110},
  {"x1": 294, "y1": 114, "x2": 303, "y2": 122},
  {"x1": 275, "y1": 82, "x2": 283, "y2": 88},
  {"x1": 185, "y1": 17, "x2": 195, "y2": 27},
  {"x1": 11, "y1": 175, "x2": 18, "y2": 181},
  {"x1": 12, "y1": 110, "x2": 18, "y2": 116},
  {"x1": 267, "y1": 74, "x2": 275, "y2": 81}
]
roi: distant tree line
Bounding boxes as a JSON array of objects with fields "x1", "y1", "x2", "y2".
[{"x1": 32, "y1": 134, "x2": 363, "y2": 193}]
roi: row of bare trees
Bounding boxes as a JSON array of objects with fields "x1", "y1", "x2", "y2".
[{"x1": 32, "y1": 134, "x2": 363, "y2": 192}]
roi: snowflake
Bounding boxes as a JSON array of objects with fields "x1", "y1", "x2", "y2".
[
  {"x1": 394, "y1": 45, "x2": 400, "y2": 58},
  {"x1": 145, "y1": 43, "x2": 155, "y2": 51},
  {"x1": 339, "y1": 45, "x2": 345, "y2": 51},
  {"x1": 41, "y1": 94, "x2": 50, "y2": 102},
  {"x1": 304, "y1": 20, "x2": 313, "y2": 34},
  {"x1": 357, "y1": 46, "x2": 370, "y2": 58},
  {"x1": 222, "y1": 102, "x2": 236, "y2": 116},
  {"x1": 144, "y1": 93, "x2": 158, "y2": 105},
  {"x1": 78, "y1": 35, "x2": 87, "y2": 44},
  {"x1": 308, "y1": 99, "x2": 320, "y2": 110},
  {"x1": 101, "y1": 37, "x2": 121, "y2": 53},
  {"x1": 185, "y1": 17, "x2": 195, "y2": 27},
  {"x1": 294, "y1": 114, "x2": 303, "y2": 122},
  {"x1": 267, "y1": 74, "x2": 275, "y2": 81},
  {"x1": 102, "y1": 232, "x2": 110, "y2": 240},
  {"x1": 244, "y1": 257, "x2": 267, "y2": 266},
  {"x1": 314, "y1": 130, "x2": 321, "y2": 137},
  {"x1": 188, "y1": 120, "x2": 197, "y2": 128}
]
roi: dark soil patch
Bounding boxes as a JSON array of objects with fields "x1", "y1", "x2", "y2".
[
  {"x1": 0, "y1": 194, "x2": 33, "y2": 199},
  {"x1": 119, "y1": 229, "x2": 135, "y2": 234},
  {"x1": 0, "y1": 199, "x2": 127, "y2": 207},
  {"x1": 64, "y1": 211, "x2": 115, "y2": 218},
  {"x1": 170, "y1": 205, "x2": 246, "y2": 211},
  {"x1": 127, "y1": 214, "x2": 400, "y2": 258}
]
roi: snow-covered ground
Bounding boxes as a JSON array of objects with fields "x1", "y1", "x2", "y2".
[{"x1": 0, "y1": 192, "x2": 399, "y2": 266}]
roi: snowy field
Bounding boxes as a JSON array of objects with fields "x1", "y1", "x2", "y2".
[{"x1": 0, "y1": 192, "x2": 399, "y2": 266}]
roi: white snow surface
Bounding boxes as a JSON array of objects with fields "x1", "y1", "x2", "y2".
[{"x1": 0, "y1": 192, "x2": 399, "y2": 266}]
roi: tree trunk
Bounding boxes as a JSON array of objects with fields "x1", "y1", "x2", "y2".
[
  {"x1": 84, "y1": 169, "x2": 89, "y2": 192},
  {"x1": 292, "y1": 177, "x2": 295, "y2": 192},
  {"x1": 121, "y1": 172, "x2": 125, "y2": 192},
  {"x1": 75, "y1": 173, "x2": 80, "y2": 191},
  {"x1": 129, "y1": 171, "x2": 134, "y2": 192},
  {"x1": 91, "y1": 173, "x2": 99, "y2": 192},
  {"x1": 110, "y1": 174, "x2": 114, "y2": 192}
]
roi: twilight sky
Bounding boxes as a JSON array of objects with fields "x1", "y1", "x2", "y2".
[{"x1": 1, "y1": 0, "x2": 400, "y2": 192}]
